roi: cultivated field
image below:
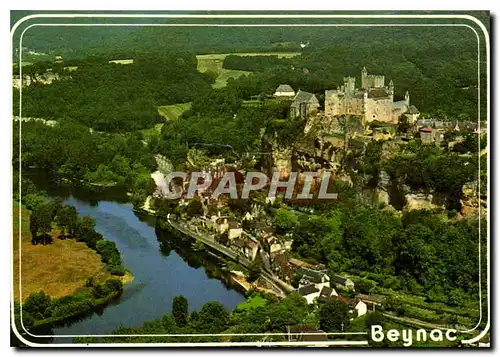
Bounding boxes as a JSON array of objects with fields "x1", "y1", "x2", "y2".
[
  {"x1": 12, "y1": 203, "x2": 111, "y2": 301},
  {"x1": 157, "y1": 102, "x2": 191, "y2": 121},
  {"x1": 108, "y1": 59, "x2": 134, "y2": 65},
  {"x1": 196, "y1": 52, "x2": 301, "y2": 61},
  {"x1": 196, "y1": 52, "x2": 299, "y2": 88}
]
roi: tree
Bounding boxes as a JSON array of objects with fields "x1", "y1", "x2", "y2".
[
  {"x1": 273, "y1": 209, "x2": 298, "y2": 234},
  {"x1": 193, "y1": 301, "x2": 230, "y2": 333},
  {"x1": 397, "y1": 114, "x2": 411, "y2": 134},
  {"x1": 172, "y1": 295, "x2": 189, "y2": 327},
  {"x1": 23, "y1": 194, "x2": 46, "y2": 211},
  {"x1": 318, "y1": 300, "x2": 350, "y2": 332},
  {"x1": 383, "y1": 295, "x2": 405, "y2": 316},
  {"x1": 24, "y1": 291, "x2": 51, "y2": 319},
  {"x1": 29, "y1": 206, "x2": 53, "y2": 244},
  {"x1": 55, "y1": 205, "x2": 79, "y2": 237},
  {"x1": 74, "y1": 216, "x2": 96, "y2": 245},
  {"x1": 186, "y1": 197, "x2": 203, "y2": 217},
  {"x1": 352, "y1": 278, "x2": 375, "y2": 294},
  {"x1": 247, "y1": 257, "x2": 262, "y2": 283}
]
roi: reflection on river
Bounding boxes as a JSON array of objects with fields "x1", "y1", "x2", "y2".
[{"x1": 26, "y1": 175, "x2": 245, "y2": 344}]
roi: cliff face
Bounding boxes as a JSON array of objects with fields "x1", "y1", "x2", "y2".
[{"x1": 460, "y1": 180, "x2": 487, "y2": 218}]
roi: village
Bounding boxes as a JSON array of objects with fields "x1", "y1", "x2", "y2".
[
  {"x1": 138, "y1": 68, "x2": 486, "y2": 333},
  {"x1": 13, "y1": 52, "x2": 487, "y2": 343}
]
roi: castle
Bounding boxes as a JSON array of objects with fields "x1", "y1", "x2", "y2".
[{"x1": 324, "y1": 67, "x2": 414, "y2": 124}]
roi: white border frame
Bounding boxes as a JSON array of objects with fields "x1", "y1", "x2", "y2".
[{"x1": 10, "y1": 12, "x2": 490, "y2": 347}]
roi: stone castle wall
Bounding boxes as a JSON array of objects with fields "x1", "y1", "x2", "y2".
[
  {"x1": 361, "y1": 74, "x2": 385, "y2": 89},
  {"x1": 364, "y1": 98, "x2": 394, "y2": 123}
]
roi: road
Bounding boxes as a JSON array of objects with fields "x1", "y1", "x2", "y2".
[{"x1": 167, "y1": 216, "x2": 293, "y2": 297}]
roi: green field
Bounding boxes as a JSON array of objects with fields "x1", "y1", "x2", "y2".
[
  {"x1": 140, "y1": 123, "x2": 164, "y2": 140},
  {"x1": 108, "y1": 59, "x2": 134, "y2": 65},
  {"x1": 213, "y1": 68, "x2": 251, "y2": 88},
  {"x1": 196, "y1": 57, "x2": 250, "y2": 88},
  {"x1": 196, "y1": 52, "x2": 300, "y2": 88},
  {"x1": 196, "y1": 52, "x2": 301, "y2": 61},
  {"x1": 157, "y1": 102, "x2": 191, "y2": 121}
]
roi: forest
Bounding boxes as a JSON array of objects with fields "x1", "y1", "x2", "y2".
[
  {"x1": 71, "y1": 291, "x2": 457, "y2": 347},
  {"x1": 15, "y1": 53, "x2": 214, "y2": 132},
  {"x1": 221, "y1": 31, "x2": 483, "y2": 121},
  {"x1": 14, "y1": 120, "x2": 156, "y2": 205}
]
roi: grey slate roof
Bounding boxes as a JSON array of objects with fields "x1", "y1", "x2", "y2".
[
  {"x1": 331, "y1": 275, "x2": 349, "y2": 285},
  {"x1": 297, "y1": 284, "x2": 319, "y2": 296},
  {"x1": 319, "y1": 286, "x2": 335, "y2": 299},
  {"x1": 368, "y1": 88, "x2": 390, "y2": 98},
  {"x1": 291, "y1": 90, "x2": 318, "y2": 106},
  {"x1": 301, "y1": 268, "x2": 328, "y2": 283},
  {"x1": 275, "y1": 84, "x2": 295, "y2": 93},
  {"x1": 405, "y1": 105, "x2": 420, "y2": 114}
]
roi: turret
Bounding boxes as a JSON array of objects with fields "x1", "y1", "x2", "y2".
[
  {"x1": 388, "y1": 79, "x2": 394, "y2": 100},
  {"x1": 361, "y1": 66, "x2": 368, "y2": 89},
  {"x1": 343, "y1": 76, "x2": 355, "y2": 96},
  {"x1": 362, "y1": 91, "x2": 368, "y2": 125}
]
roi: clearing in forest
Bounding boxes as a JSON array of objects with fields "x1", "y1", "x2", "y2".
[
  {"x1": 157, "y1": 102, "x2": 192, "y2": 121},
  {"x1": 196, "y1": 52, "x2": 300, "y2": 88}
]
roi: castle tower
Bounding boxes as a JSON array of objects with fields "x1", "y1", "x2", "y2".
[
  {"x1": 361, "y1": 66, "x2": 368, "y2": 89},
  {"x1": 362, "y1": 91, "x2": 368, "y2": 125},
  {"x1": 405, "y1": 90, "x2": 410, "y2": 107},
  {"x1": 388, "y1": 80, "x2": 394, "y2": 101},
  {"x1": 343, "y1": 77, "x2": 356, "y2": 96}
]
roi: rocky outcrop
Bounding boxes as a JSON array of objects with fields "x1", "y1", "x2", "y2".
[
  {"x1": 460, "y1": 181, "x2": 487, "y2": 218},
  {"x1": 272, "y1": 146, "x2": 293, "y2": 175},
  {"x1": 404, "y1": 193, "x2": 443, "y2": 211}
]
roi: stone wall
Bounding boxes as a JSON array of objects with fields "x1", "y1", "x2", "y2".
[{"x1": 364, "y1": 98, "x2": 394, "y2": 123}]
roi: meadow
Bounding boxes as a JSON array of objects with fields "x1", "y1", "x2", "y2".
[
  {"x1": 196, "y1": 52, "x2": 300, "y2": 89},
  {"x1": 12, "y1": 203, "x2": 111, "y2": 301}
]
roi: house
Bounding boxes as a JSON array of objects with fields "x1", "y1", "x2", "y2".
[
  {"x1": 290, "y1": 90, "x2": 320, "y2": 119},
  {"x1": 297, "y1": 284, "x2": 320, "y2": 304},
  {"x1": 331, "y1": 275, "x2": 355, "y2": 291},
  {"x1": 274, "y1": 84, "x2": 296, "y2": 98},
  {"x1": 269, "y1": 237, "x2": 293, "y2": 254},
  {"x1": 317, "y1": 286, "x2": 338, "y2": 303},
  {"x1": 299, "y1": 268, "x2": 331, "y2": 290},
  {"x1": 404, "y1": 105, "x2": 420, "y2": 124},
  {"x1": 353, "y1": 299, "x2": 368, "y2": 317},
  {"x1": 232, "y1": 238, "x2": 260, "y2": 261},
  {"x1": 354, "y1": 293, "x2": 386, "y2": 310},
  {"x1": 215, "y1": 217, "x2": 243, "y2": 240},
  {"x1": 420, "y1": 127, "x2": 435, "y2": 144},
  {"x1": 286, "y1": 325, "x2": 329, "y2": 345}
]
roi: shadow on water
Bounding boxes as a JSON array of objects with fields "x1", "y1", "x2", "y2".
[
  {"x1": 24, "y1": 169, "x2": 129, "y2": 204},
  {"x1": 153, "y1": 222, "x2": 244, "y2": 293},
  {"x1": 20, "y1": 171, "x2": 245, "y2": 343}
]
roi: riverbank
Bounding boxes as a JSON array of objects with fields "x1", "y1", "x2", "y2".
[
  {"x1": 13, "y1": 202, "x2": 114, "y2": 300},
  {"x1": 16, "y1": 178, "x2": 245, "y2": 338},
  {"x1": 13, "y1": 199, "x2": 136, "y2": 331}
]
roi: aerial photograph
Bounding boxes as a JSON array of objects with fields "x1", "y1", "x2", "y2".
[{"x1": 10, "y1": 11, "x2": 489, "y2": 348}]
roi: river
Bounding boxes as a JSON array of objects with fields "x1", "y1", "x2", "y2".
[{"x1": 27, "y1": 176, "x2": 245, "y2": 343}]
